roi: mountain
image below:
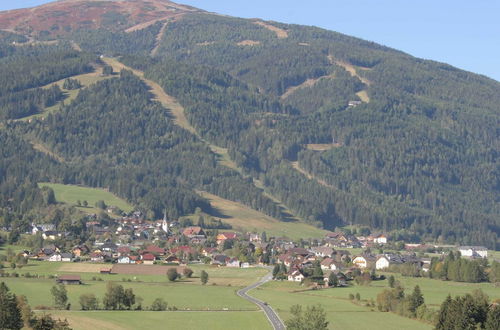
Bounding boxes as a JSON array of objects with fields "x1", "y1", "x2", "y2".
[{"x1": 0, "y1": 0, "x2": 498, "y2": 248}]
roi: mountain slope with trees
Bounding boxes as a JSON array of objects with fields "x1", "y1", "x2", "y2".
[{"x1": 0, "y1": 0, "x2": 498, "y2": 247}]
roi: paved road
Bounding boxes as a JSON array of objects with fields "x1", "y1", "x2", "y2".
[{"x1": 237, "y1": 270, "x2": 286, "y2": 330}]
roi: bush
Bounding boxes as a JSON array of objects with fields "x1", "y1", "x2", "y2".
[
  {"x1": 183, "y1": 268, "x2": 193, "y2": 278},
  {"x1": 150, "y1": 298, "x2": 168, "y2": 311},
  {"x1": 167, "y1": 268, "x2": 178, "y2": 282}
]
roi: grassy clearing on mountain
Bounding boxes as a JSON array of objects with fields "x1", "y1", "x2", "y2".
[
  {"x1": 38, "y1": 183, "x2": 133, "y2": 213},
  {"x1": 197, "y1": 191, "x2": 327, "y2": 239}
]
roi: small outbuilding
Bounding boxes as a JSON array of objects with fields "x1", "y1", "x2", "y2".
[{"x1": 56, "y1": 275, "x2": 81, "y2": 285}]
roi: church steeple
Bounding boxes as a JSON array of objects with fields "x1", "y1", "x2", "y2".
[{"x1": 161, "y1": 209, "x2": 169, "y2": 234}]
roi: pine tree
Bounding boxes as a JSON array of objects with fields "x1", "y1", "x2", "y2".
[
  {"x1": 408, "y1": 285, "x2": 424, "y2": 316},
  {"x1": 0, "y1": 282, "x2": 23, "y2": 330}
]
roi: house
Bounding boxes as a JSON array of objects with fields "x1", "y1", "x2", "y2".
[
  {"x1": 320, "y1": 258, "x2": 339, "y2": 271},
  {"x1": 90, "y1": 252, "x2": 104, "y2": 262},
  {"x1": 287, "y1": 270, "x2": 305, "y2": 282},
  {"x1": 72, "y1": 245, "x2": 90, "y2": 257},
  {"x1": 146, "y1": 245, "x2": 165, "y2": 256},
  {"x1": 288, "y1": 248, "x2": 310, "y2": 257},
  {"x1": 352, "y1": 255, "x2": 376, "y2": 269},
  {"x1": 42, "y1": 231, "x2": 62, "y2": 240},
  {"x1": 142, "y1": 253, "x2": 156, "y2": 265},
  {"x1": 56, "y1": 275, "x2": 81, "y2": 285},
  {"x1": 202, "y1": 247, "x2": 218, "y2": 257},
  {"x1": 60, "y1": 253, "x2": 73, "y2": 262},
  {"x1": 240, "y1": 262, "x2": 250, "y2": 268},
  {"x1": 212, "y1": 254, "x2": 230, "y2": 266},
  {"x1": 312, "y1": 247, "x2": 334, "y2": 258},
  {"x1": 118, "y1": 256, "x2": 131, "y2": 264},
  {"x1": 48, "y1": 253, "x2": 62, "y2": 262},
  {"x1": 348, "y1": 100, "x2": 362, "y2": 107},
  {"x1": 117, "y1": 246, "x2": 132, "y2": 256},
  {"x1": 216, "y1": 232, "x2": 238, "y2": 245},
  {"x1": 227, "y1": 258, "x2": 240, "y2": 268},
  {"x1": 375, "y1": 256, "x2": 390, "y2": 270},
  {"x1": 164, "y1": 255, "x2": 181, "y2": 264},
  {"x1": 182, "y1": 226, "x2": 206, "y2": 238},
  {"x1": 458, "y1": 246, "x2": 488, "y2": 258},
  {"x1": 373, "y1": 234, "x2": 388, "y2": 244}
]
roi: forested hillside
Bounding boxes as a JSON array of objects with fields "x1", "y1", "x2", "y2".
[{"x1": 0, "y1": 0, "x2": 498, "y2": 248}]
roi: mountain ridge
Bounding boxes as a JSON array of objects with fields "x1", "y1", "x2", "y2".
[{"x1": 0, "y1": 0, "x2": 498, "y2": 248}]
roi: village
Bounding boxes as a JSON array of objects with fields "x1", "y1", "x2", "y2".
[{"x1": 24, "y1": 210, "x2": 489, "y2": 287}]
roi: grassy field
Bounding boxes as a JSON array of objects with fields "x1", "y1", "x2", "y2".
[
  {"x1": 250, "y1": 274, "x2": 500, "y2": 330},
  {"x1": 48, "y1": 310, "x2": 271, "y2": 330},
  {"x1": 251, "y1": 281, "x2": 431, "y2": 330},
  {"x1": 197, "y1": 191, "x2": 327, "y2": 240},
  {"x1": 6, "y1": 261, "x2": 267, "y2": 287},
  {"x1": 1, "y1": 277, "x2": 256, "y2": 311},
  {"x1": 38, "y1": 182, "x2": 133, "y2": 213}
]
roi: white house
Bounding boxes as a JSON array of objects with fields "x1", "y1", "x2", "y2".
[
  {"x1": 458, "y1": 246, "x2": 488, "y2": 258},
  {"x1": 287, "y1": 270, "x2": 305, "y2": 282},
  {"x1": 227, "y1": 258, "x2": 241, "y2": 268},
  {"x1": 118, "y1": 256, "x2": 131, "y2": 264},
  {"x1": 375, "y1": 256, "x2": 390, "y2": 270},
  {"x1": 352, "y1": 255, "x2": 376, "y2": 269},
  {"x1": 48, "y1": 253, "x2": 62, "y2": 262},
  {"x1": 312, "y1": 247, "x2": 334, "y2": 258},
  {"x1": 373, "y1": 234, "x2": 388, "y2": 244},
  {"x1": 320, "y1": 258, "x2": 338, "y2": 271}
]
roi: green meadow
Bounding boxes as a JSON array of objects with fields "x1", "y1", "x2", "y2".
[
  {"x1": 250, "y1": 273, "x2": 500, "y2": 330},
  {"x1": 47, "y1": 310, "x2": 271, "y2": 330},
  {"x1": 38, "y1": 182, "x2": 133, "y2": 213}
]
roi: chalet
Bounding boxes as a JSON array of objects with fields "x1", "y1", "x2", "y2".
[
  {"x1": 141, "y1": 253, "x2": 156, "y2": 265},
  {"x1": 72, "y1": 245, "x2": 90, "y2": 257},
  {"x1": 146, "y1": 245, "x2": 165, "y2": 256},
  {"x1": 458, "y1": 246, "x2": 488, "y2": 258},
  {"x1": 216, "y1": 232, "x2": 238, "y2": 245},
  {"x1": 56, "y1": 275, "x2": 81, "y2": 285},
  {"x1": 287, "y1": 269, "x2": 305, "y2": 282},
  {"x1": 31, "y1": 223, "x2": 56, "y2": 235},
  {"x1": 320, "y1": 258, "x2": 339, "y2": 271},
  {"x1": 375, "y1": 256, "x2": 390, "y2": 270},
  {"x1": 312, "y1": 246, "x2": 334, "y2": 258},
  {"x1": 117, "y1": 246, "x2": 131, "y2": 256},
  {"x1": 182, "y1": 226, "x2": 206, "y2": 238},
  {"x1": 212, "y1": 254, "x2": 230, "y2": 266},
  {"x1": 288, "y1": 248, "x2": 310, "y2": 257},
  {"x1": 202, "y1": 247, "x2": 218, "y2": 257},
  {"x1": 90, "y1": 252, "x2": 104, "y2": 262},
  {"x1": 352, "y1": 255, "x2": 376, "y2": 269}
]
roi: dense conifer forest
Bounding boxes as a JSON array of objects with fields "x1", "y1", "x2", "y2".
[{"x1": 0, "y1": 5, "x2": 498, "y2": 248}]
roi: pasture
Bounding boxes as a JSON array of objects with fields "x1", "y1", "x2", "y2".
[
  {"x1": 250, "y1": 273, "x2": 500, "y2": 330},
  {"x1": 8, "y1": 261, "x2": 267, "y2": 287},
  {"x1": 197, "y1": 191, "x2": 327, "y2": 240},
  {"x1": 47, "y1": 310, "x2": 271, "y2": 330},
  {"x1": 38, "y1": 182, "x2": 133, "y2": 213}
]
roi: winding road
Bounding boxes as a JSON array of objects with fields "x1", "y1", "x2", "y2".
[{"x1": 237, "y1": 270, "x2": 286, "y2": 330}]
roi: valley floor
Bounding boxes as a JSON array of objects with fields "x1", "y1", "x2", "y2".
[{"x1": 3, "y1": 260, "x2": 500, "y2": 329}]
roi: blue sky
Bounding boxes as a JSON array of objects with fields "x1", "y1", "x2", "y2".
[{"x1": 2, "y1": 0, "x2": 499, "y2": 81}]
